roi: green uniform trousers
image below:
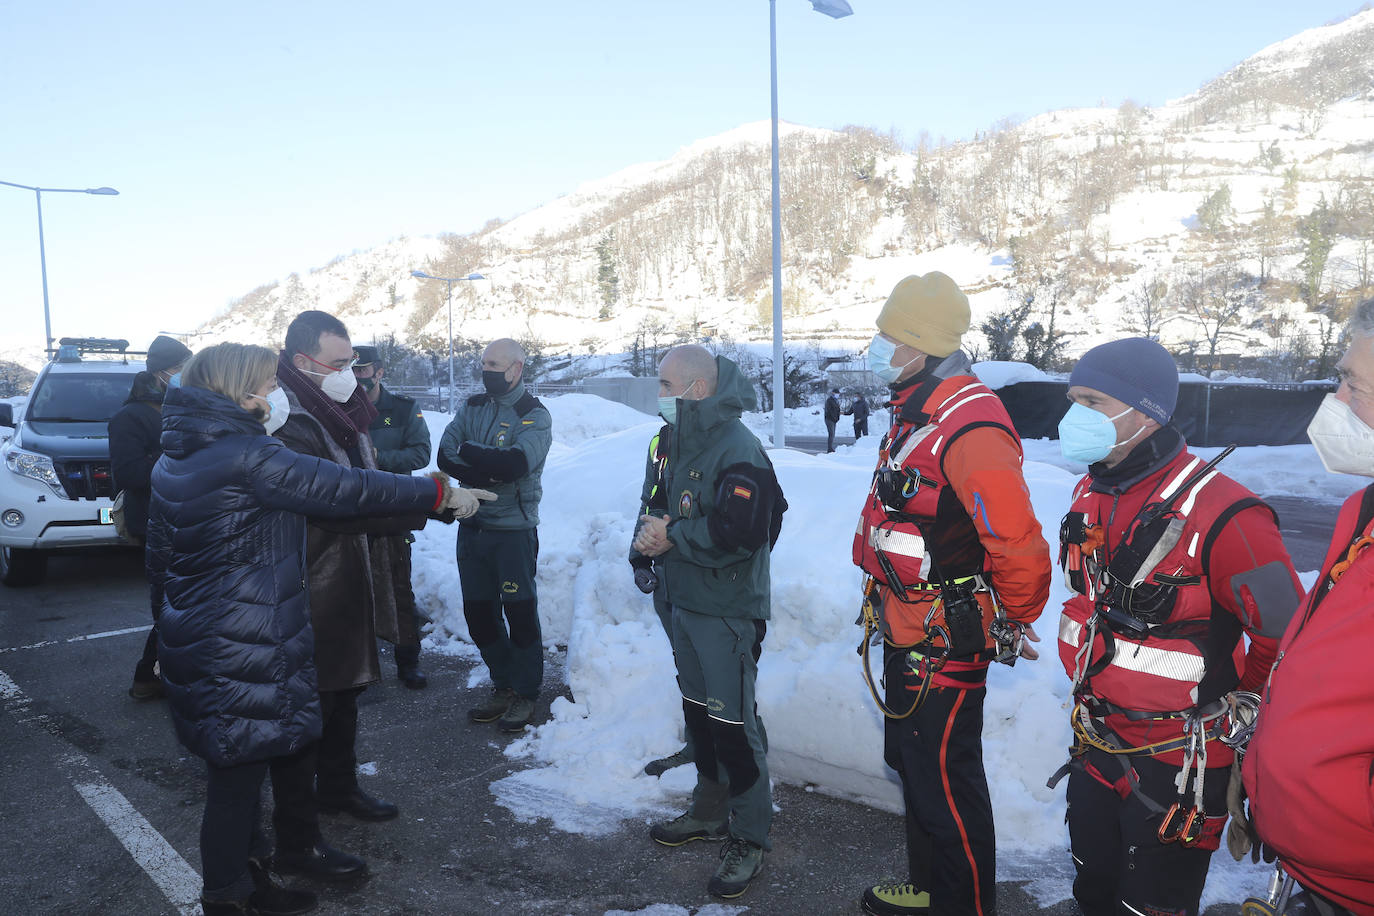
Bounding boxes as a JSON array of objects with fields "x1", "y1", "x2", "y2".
[{"x1": 671, "y1": 604, "x2": 771, "y2": 850}]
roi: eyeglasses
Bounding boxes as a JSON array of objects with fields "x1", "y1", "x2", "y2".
[{"x1": 298, "y1": 350, "x2": 358, "y2": 373}]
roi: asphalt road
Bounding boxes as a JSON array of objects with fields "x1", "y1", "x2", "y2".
[{"x1": 0, "y1": 488, "x2": 1338, "y2": 915}]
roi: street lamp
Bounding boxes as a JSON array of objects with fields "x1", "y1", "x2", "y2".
[
  {"x1": 0, "y1": 180, "x2": 120, "y2": 353},
  {"x1": 768, "y1": 0, "x2": 851, "y2": 448},
  {"x1": 410, "y1": 270, "x2": 487, "y2": 414}
]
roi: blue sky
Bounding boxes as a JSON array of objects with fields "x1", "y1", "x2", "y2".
[{"x1": 0, "y1": 0, "x2": 1361, "y2": 357}]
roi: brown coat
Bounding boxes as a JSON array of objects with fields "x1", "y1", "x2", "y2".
[{"x1": 275, "y1": 388, "x2": 425, "y2": 691}]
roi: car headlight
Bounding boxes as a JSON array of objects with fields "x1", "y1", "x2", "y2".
[{"x1": 4, "y1": 448, "x2": 66, "y2": 497}]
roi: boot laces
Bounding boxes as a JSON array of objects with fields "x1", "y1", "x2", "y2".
[
  {"x1": 720, "y1": 836, "x2": 752, "y2": 870},
  {"x1": 874, "y1": 880, "x2": 918, "y2": 897}
]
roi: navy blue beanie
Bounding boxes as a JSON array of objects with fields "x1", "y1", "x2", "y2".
[{"x1": 1069, "y1": 338, "x2": 1178, "y2": 425}]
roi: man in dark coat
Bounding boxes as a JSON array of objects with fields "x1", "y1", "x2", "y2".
[
  {"x1": 844, "y1": 392, "x2": 870, "y2": 439},
  {"x1": 109, "y1": 333, "x2": 191, "y2": 700},
  {"x1": 353, "y1": 344, "x2": 433, "y2": 688},
  {"x1": 824, "y1": 388, "x2": 841, "y2": 452},
  {"x1": 269, "y1": 310, "x2": 426, "y2": 883}
]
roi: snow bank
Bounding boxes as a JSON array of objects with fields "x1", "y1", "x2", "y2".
[{"x1": 412, "y1": 394, "x2": 1361, "y2": 908}]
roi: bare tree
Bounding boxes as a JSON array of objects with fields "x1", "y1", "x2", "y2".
[
  {"x1": 1179, "y1": 267, "x2": 1256, "y2": 375},
  {"x1": 1124, "y1": 274, "x2": 1171, "y2": 339}
]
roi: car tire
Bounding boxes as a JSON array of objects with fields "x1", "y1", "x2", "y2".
[{"x1": 0, "y1": 545, "x2": 47, "y2": 587}]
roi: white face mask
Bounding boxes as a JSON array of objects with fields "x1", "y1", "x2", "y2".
[
  {"x1": 251, "y1": 388, "x2": 291, "y2": 435},
  {"x1": 1307, "y1": 393, "x2": 1374, "y2": 477},
  {"x1": 301, "y1": 365, "x2": 358, "y2": 402}
]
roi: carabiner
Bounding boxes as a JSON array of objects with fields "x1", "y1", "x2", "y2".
[
  {"x1": 1178, "y1": 807, "x2": 1205, "y2": 847},
  {"x1": 1157, "y1": 802, "x2": 1185, "y2": 844}
]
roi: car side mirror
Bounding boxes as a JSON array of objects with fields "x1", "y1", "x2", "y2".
[{"x1": 0, "y1": 403, "x2": 12, "y2": 428}]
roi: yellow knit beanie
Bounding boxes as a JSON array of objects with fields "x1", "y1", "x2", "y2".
[{"x1": 876, "y1": 272, "x2": 970, "y2": 358}]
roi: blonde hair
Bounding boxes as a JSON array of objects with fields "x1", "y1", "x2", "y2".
[{"x1": 183, "y1": 343, "x2": 278, "y2": 418}]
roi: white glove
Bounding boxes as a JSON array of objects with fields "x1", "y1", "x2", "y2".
[{"x1": 448, "y1": 487, "x2": 497, "y2": 519}]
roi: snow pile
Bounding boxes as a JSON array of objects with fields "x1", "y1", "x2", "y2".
[
  {"x1": 412, "y1": 394, "x2": 1364, "y2": 908},
  {"x1": 973, "y1": 361, "x2": 1058, "y2": 390}
]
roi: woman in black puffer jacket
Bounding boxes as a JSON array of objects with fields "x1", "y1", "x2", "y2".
[{"x1": 146, "y1": 342, "x2": 457, "y2": 916}]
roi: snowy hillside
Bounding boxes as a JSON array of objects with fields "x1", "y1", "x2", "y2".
[{"x1": 195, "y1": 9, "x2": 1374, "y2": 379}]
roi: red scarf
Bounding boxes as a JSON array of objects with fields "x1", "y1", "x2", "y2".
[{"x1": 276, "y1": 350, "x2": 378, "y2": 451}]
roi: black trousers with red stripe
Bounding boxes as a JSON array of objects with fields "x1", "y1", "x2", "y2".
[{"x1": 884, "y1": 662, "x2": 996, "y2": 916}]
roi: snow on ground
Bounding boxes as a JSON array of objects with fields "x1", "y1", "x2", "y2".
[{"x1": 410, "y1": 393, "x2": 1364, "y2": 910}]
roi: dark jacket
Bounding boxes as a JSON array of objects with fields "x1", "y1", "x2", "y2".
[
  {"x1": 845, "y1": 396, "x2": 869, "y2": 420},
  {"x1": 108, "y1": 371, "x2": 165, "y2": 538},
  {"x1": 146, "y1": 385, "x2": 439, "y2": 767},
  {"x1": 824, "y1": 395, "x2": 841, "y2": 425},
  {"x1": 436, "y1": 379, "x2": 553, "y2": 529},
  {"x1": 369, "y1": 385, "x2": 431, "y2": 473},
  {"x1": 660, "y1": 356, "x2": 778, "y2": 619},
  {"x1": 275, "y1": 386, "x2": 429, "y2": 691}
]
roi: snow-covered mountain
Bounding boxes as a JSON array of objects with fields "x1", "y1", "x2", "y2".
[{"x1": 199, "y1": 8, "x2": 1374, "y2": 378}]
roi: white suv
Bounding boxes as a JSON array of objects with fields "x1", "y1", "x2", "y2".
[{"x1": 0, "y1": 339, "x2": 143, "y2": 586}]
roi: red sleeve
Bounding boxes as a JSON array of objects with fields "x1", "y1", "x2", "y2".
[
  {"x1": 944, "y1": 427, "x2": 1052, "y2": 625},
  {"x1": 432, "y1": 477, "x2": 445, "y2": 512},
  {"x1": 1205, "y1": 503, "x2": 1302, "y2": 691}
]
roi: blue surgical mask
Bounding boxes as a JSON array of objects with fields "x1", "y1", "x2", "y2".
[
  {"x1": 658, "y1": 396, "x2": 678, "y2": 426},
  {"x1": 659, "y1": 379, "x2": 700, "y2": 426},
  {"x1": 1057, "y1": 402, "x2": 1137, "y2": 463},
  {"x1": 168, "y1": 373, "x2": 181, "y2": 388},
  {"x1": 867, "y1": 334, "x2": 919, "y2": 384}
]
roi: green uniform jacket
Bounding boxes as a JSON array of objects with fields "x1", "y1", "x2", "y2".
[
  {"x1": 436, "y1": 380, "x2": 552, "y2": 529},
  {"x1": 368, "y1": 385, "x2": 431, "y2": 474},
  {"x1": 659, "y1": 356, "x2": 776, "y2": 620},
  {"x1": 629, "y1": 423, "x2": 671, "y2": 570}
]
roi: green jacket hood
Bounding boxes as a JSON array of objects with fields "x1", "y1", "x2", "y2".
[{"x1": 675, "y1": 356, "x2": 756, "y2": 444}]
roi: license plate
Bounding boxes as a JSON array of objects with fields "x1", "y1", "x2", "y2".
[{"x1": 99, "y1": 508, "x2": 114, "y2": 525}]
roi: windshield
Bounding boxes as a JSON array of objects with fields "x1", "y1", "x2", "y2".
[{"x1": 26, "y1": 372, "x2": 138, "y2": 423}]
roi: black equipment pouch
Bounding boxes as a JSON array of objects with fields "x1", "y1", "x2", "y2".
[{"x1": 939, "y1": 579, "x2": 986, "y2": 659}]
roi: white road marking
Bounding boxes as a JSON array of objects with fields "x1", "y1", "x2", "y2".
[
  {"x1": 0, "y1": 668, "x2": 201, "y2": 914},
  {"x1": 0, "y1": 624, "x2": 150, "y2": 655}
]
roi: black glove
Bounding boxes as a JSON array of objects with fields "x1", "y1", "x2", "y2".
[{"x1": 633, "y1": 566, "x2": 659, "y2": 595}]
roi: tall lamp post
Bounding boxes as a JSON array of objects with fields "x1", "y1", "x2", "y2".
[
  {"x1": 0, "y1": 180, "x2": 120, "y2": 353},
  {"x1": 768, "y1": 0, "x2": 851, "y2": 448},
  {"x1": 410, "y1": 270, "x2": 486, "y2": 414}
]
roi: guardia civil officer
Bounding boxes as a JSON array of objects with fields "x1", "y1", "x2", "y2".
[
  {"x1": 353, "y1": 344, "x2": 433, "y2": 688},
  {"x1": 437, "y1": 338, "x2": 553, "y2": 732},
  {"x1": 851, "y1": 273, "x2": 1051, "y2": 916},
  {"x1": 634, "y1": 344, "x2": 782, "y2": 900},
  {"x1": 1054, "y1": 338, "x2": 1301, "y2": 916},
  {"x1": 1245, "y1": 299, "x2": 1374, "y2": 915}
]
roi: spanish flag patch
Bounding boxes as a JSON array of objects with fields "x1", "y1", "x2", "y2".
[{"x1": 732, "y1": 485, "x2": 752, "y2": 500}]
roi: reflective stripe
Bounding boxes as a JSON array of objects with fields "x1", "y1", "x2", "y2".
[
  {"x1": 938, "y1": 391, "x2": 1001, "y2": 422},
  {"x1": 893, "y1": 424, "x2": 937, "y2": 465},
  {"x1": 1105, "y1": 640, "x2": 1206, "y2": 683},
  {"x1": 1158, "y1": 457, "x2": 1202, "y2": 501},
  {"x1": 1061, "y1": 613, "x2": 1206, "y2": 684},
  {"x1": 1060, "y1": 614, "x2": 1083, "y2": 646},
  {"x1": 932, "y1": 382, "x2": 984, "y2": 417},
  {"x1": 1187, "y1": 532, "x2": 1200, "y2": 558},
  {"x1": 869, "y1": 526, "x2": 926, "y2": 559},
  {"x1": 1178, "y1": 471, "x2": 1218, "y2": 515}
]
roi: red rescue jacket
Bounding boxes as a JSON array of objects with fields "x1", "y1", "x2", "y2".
[
  {"x1": 852, "y1": 358, "x2": 1050, "y2": 683},
  {"x1": 1245, "y1": 485, "x2": 1374, "y2": 915},
  {"x1": 1058, "y1": 442, "x2": 1296, "y2": 767}
]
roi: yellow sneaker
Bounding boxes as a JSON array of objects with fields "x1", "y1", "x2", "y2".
[{"x1": 861, "y1": 881, "x2": 930, "y2": 915}]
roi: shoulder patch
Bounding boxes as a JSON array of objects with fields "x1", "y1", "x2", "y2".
[{"x1": 513, "y1": 392, "x2": 544, "y2": 418}]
